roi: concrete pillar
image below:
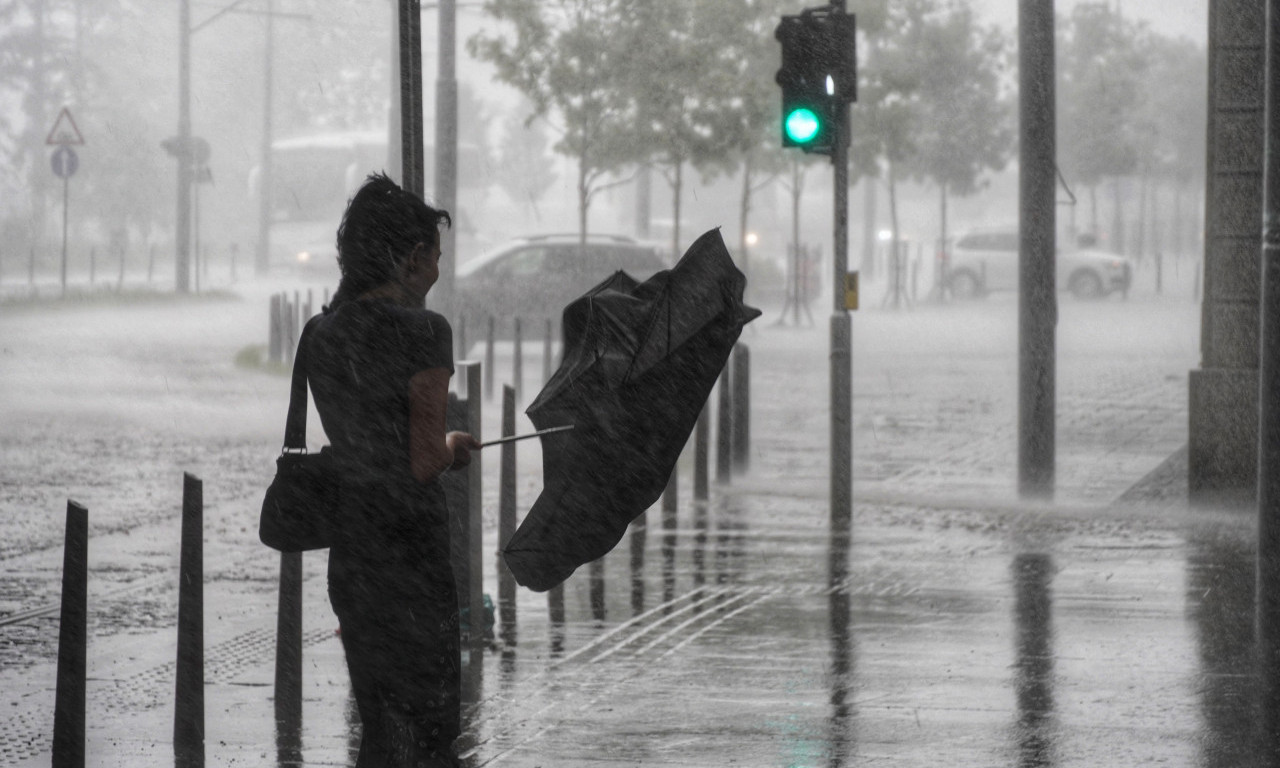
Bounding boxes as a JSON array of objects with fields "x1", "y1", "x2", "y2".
[{"x1": 1191, "y1": 0, "x2": 1265, "y2": 504}]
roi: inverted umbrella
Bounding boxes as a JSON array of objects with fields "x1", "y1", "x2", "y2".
[{"x1": 502, "y1": 228, "x2": 761, "y2": 591}]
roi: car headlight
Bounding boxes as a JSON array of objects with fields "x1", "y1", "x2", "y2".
[{"x1": 296, "y1": 251, "x2": 311, "y2": 263}]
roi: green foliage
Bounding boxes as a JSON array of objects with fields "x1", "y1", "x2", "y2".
[{"x1": 1056, "y1": 2, "x2": 1151, "y2": 188}]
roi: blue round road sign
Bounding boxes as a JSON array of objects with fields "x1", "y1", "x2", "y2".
[{"x1": 51, "y1": 145, "x2": 78, "y2": 179}]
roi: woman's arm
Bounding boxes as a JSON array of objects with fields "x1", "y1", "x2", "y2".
[{"x1": 408, "y1": 368, "x2": 480, "y2": 483}]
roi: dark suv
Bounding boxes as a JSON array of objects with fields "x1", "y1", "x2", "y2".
[{"x1": 454, "y1": 234, "x2": 667, "y2": 326}]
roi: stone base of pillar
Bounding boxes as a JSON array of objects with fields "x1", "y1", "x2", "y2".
[{"x1": 1189, "y1": 366, "x2": 1258, "y2": 507}]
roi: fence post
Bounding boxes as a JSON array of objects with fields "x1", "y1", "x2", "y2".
[
  {"x1": 543, "y1": 318, "x2": 554, "y2": 384},
  {"x1": 662, "y1": 468, "x2": 678, "y2": 605},
  {"x1": 513, "y1": 317, "x2": 524, "y2": 404},
  {"x1": 716, "y1": 366, "x2": 732, "y2": 483},
  {"x1": 499, "y1": 385, "x2": 517, "y2": 644},
  {"x1": 52, "y1": 500, "x2": 88, "y2": 768},
  {"x1": 695, "y1": 404, "x2": 709, "y2": 503},
  {"x1": 268, "y1": 294, "x2": 279, "y2": 365},
  {"x1": 484, "y1": 316, "x2": 495, "y2": 402},
  {"x1": 175, "y1": 473, "x2": 204, "y2": 768},
  {"x1": 274, "y1": 550, "x2": 303, "y2": 748},
  {"x1": 464, "y1": 362, "x2": 484, "y2": 647},
  {"x1": 732, "y1": 345, "x2": 751, "y2": 473}
]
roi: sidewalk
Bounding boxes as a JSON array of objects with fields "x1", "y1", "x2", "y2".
[{"x1": 6, "y1": 291, "x2": 1235, "y2": 768}]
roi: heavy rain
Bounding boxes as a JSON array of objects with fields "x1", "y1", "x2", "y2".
[{"x1": 3, "y1": 0, "x2": 1268, "y2": 766}]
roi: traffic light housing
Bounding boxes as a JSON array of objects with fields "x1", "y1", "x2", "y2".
[{"x1": 775, "y1": 9, "x2": 856, "y2": 155}]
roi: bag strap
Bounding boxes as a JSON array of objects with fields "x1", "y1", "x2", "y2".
[{"x1": 283, "y1": 314, "x2": 325, "y2": 452}]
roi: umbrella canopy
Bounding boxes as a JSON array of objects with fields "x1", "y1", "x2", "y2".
[{"x1": 503, "y1": 228, "x2": 761, "y2": 591}]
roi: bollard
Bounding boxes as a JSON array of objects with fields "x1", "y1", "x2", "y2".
[
  {"x1": 464, "y1": 362, "x2": 484, "y2": 647},
  {"x1": 456, "y1": 314, "x2": 467, "y2": 361},
  {"x1": 175, "y1": 473, "x2": 204, "y2": 768},
  {"x1": 52, "y1": 500, "x2": 88, "y2": 768},
  {"x1": 732, "y1": 345, "x2": 751, "y2": 473},
  {"x1": 269, "y1": 294, "x2": 282, "y2": 365},
  {"x1": 498, "y1": 385, "x2": 517, "y2": 643},
  {"x1": 513, "y1": 317, "x2": 524, "y2": 404},
  {"x1": 590, "y1": 558, "x2": 606, "y2": 622},
  {"x1": 662, "y1": 471, "x2": 678, "y2": 607},
  {"x1": 543, "y1": 318, "x2": 554, "y2": 384},
  {"x1": 695, "y1": 405, "x2": 709, "y2": 503},
  {"x1": 274, "y1": 551, "x2": 303, "y2": 744},
  {"x1": 293, "y1": 291, "x2": 302, "y2": 345},
  {"x1": 284, "y1": 298, "x2": 296, "y2": 365},
  {"x1": 484, "y1": 316, "x2": 495, "y2": 402},
  {"x1": 716, "y1": 366, "x2": 732, "y2": 483},
  {"x1": 630, "y1": 513, "x2": 647, "y2": 617}
]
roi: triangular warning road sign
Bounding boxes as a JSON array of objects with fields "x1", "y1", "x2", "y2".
[{"x1": 46, "y1": 108, "x2": 85, "y2": 146}]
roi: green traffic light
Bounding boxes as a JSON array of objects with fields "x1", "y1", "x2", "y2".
[{"x1": 785, "y1": 108, "x2": 821, "y2": 144}]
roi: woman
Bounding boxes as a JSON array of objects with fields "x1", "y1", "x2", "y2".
[{"x1": 306, "y1": 172, "x2": 481, "y2": 767}]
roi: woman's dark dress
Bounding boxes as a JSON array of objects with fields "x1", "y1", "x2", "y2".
[{"x1": 306, "y1": 298, "x2": 460, "y2": 766}]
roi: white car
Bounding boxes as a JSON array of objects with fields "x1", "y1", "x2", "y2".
[{"x1": 946, "y1": 227, "x2": 1132, "y2": 300}]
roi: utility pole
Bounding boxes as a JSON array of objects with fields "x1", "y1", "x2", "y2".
[
  {"x1": 1017, "y1": 0, "x2": 1056, "y2": 499},
  {"x1": 434, "y1": 0, "x2": 458, "y2": 309},
  {"x1": 1256, "y1": 0, "x2": 1280, "y2": 757},
  {"x1": 255, "y1": 0, "x2": 274, "y2": 276},
  {"x1": 176, "y1": 0, "x2": 193, "y2": 294}
]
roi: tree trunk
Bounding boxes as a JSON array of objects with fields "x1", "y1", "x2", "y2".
[
  {"x1": 577, "y1": 156, "x2": 589, "y2": 255},
  {"x1": 888, "y1": 161, "x2": 901, "y2": 309},
  {"x1": 861, "y1": 176, "x2": 878, "y2": 280},
  {"x1": 671, "y1": 159, "x2": 683, "y2": 263},
  {"x1": 739, "y1": 152, "x2": 753, "y2": 290}
]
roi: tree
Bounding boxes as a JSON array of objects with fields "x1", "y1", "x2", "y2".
[
  {"x1": 496, "y1": 102, "x2": 558, "y2": 223},
  {"x1": 1057, "y1": 2, "x2": 1151, "y2": 243},
  {"x1": 904, "y1": 0, "x2": 1014, "y2": 273},
  {"x1": 469, "y1": 0, "x2": 639, "y2": 249}
]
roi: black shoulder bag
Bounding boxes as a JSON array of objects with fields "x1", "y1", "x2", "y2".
[{"x1": 259, "y1": 315, "x2": 340, "y2": 552}]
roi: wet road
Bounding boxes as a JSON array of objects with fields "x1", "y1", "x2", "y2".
[{"x1": 6, "y1": 277, "x2": 1270, "y2": 766}]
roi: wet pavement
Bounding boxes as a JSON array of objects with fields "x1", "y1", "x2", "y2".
[{"x1": 3, "y1": 268, "x2": 1265, "y2": 767}]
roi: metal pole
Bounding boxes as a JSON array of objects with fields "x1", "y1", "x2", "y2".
[
  {"x1": 398, "y1": 0, "x2": 423, "y2": 196},
  {"x1": 60, "y1": 175, "x2": 68, "y2": 298},
  {"x1": 176, "y1": 0, "x2": 192, "y2": 294},
  {"x1": 831, "y1": 39, "x2": 852, "y2": 542},
  {"x1": 255, "y1": 0, "x2": 274, "y2": 276},
  {"x1": 52, "y1": 500, "x2": 87, "y2": 768},
  {"x1": 174, "y1": 473, "x2": 204, "y2": 768},
  {"x1": 1018, "y1": 0, "x2": 1056, "y2": 499},
  {"x1": 465, "y1": 362, "x2": 483, "y2": 647},
  {"x1": 499, "y1": 385, "x2": 516, "y2": 643},
  {"x1": 1257, "y1": 0, "x2": 1280, "y2": 757},
  {"x1": 274, "y1": 551, "x2": 303, "y2": 748},
  {"x1": 435, "y1": 0, "x2": 458, "y2": 308}
]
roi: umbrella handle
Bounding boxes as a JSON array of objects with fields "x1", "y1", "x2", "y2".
[{"x1": 479, "y1": 424, "x2": 574, "y2": 448}]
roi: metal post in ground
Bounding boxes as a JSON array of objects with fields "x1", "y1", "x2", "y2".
[
  {"x1": 464, "y1": 362, "x2": 483, "y2": 647},
  {"x1": 716, "y1": 366, "x2": 732, "y2": 484},
  {"x1": 274, "y1": 550, "x2": 303, "y2": 751},
  {"x1": 695, "y1": 404, "x2": 709, "y2": 504},
  {"x1": 662, "y1": 467, "x2": 678, "y2": 606},
  {"x1": 456, "y1": 314, "x2": 467, "y2": 361},
  {"x1": 147, "y1": 244, "x2": 155, "y2": 283},
  {"x1": 513, "y1": 316, "x2": 524, "y2": 404},
  {"x1": 589, "y1": 557, "x2": 605, "y2": 622},
  {"x1": 174, "y1": 473, "x2": 204, "y2": 768},
  {"x1": 29, "y1": 247, "x2": 35, "y2": 288},
  {"x1": 485, "y1": 316, "x2": 495, "y2": 401},
  {"x1": 732, "y1": 345, "x2": 751, "y2": 474},
  {"x1": 543, "y1": 318, "x2": 553, "y2": 384},
  {"x1": 1256, "y1": 0, "x2": 1280, "y2": 756},
  {"x1": 52, "y1": 500, "x2": 88, "y2": 768},
  {"x1": 498, "y1": 385, "x2": 517, "y2": 644},
  {"x1": 89, "y1": 247, "x2": 96, "y2": 287}
]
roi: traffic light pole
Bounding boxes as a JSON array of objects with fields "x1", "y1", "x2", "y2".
[{"x1": 830, "y1": 0, "x2": 853, "y2": 552}]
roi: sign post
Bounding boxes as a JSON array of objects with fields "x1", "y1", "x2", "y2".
[{"x1": 47, "y1": 108, "x2": 85, "y2": 298}]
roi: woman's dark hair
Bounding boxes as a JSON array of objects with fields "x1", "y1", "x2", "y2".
[{"x1": 330, "y1": 172, "x2": 451, "y2": 307}]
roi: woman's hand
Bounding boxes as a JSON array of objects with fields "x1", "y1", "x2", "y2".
[{"x1": 446, "y1": 431, "x2": 482, "y2": 470}]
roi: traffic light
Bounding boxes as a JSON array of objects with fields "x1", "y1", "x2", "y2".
[{"x1": 775, "y1": 9, "x2": 856, "y2": 155}]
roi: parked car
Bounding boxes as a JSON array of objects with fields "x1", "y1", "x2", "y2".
[
  {"x1": 946, "y1": 227, "x2": 1132, "y2": 300},
  {"x1": 454, "y1": 233, "x2": 668, "y2": 327}
]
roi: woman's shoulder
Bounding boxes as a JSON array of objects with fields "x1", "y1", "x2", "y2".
[{"x1": 386, "y1": 304, "x2": 451, "y2": 338}]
